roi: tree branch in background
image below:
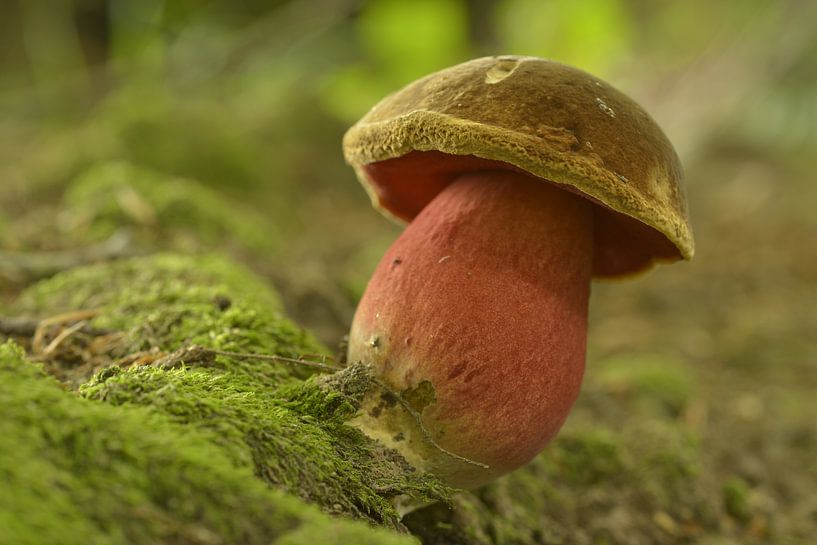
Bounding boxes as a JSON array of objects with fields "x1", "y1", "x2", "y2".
[{"x1": 0, "y1": 229, "x2": 137, "y2": 285}]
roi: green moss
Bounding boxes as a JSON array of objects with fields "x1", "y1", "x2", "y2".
[
  {"x1": 17, "y1": 253, "x2": 318, "y2": 386},
  {"x1": 6, "y1": 254, "x2": 451, "y2": 539},
  {"x1": 0, "y1": 342, "x2": 415, "y2": 545},
  {"x1": 62, "y1": 161, "x2": 280, "y2": 257},
  {"x1": 595, "y1": 353, "x2": 695, "y2": 417},
  {"x1": 723, "y1": 476, "x2": 752, "y2": 522},
  {"x1": 542, "y1": 429, "x2": 625, "y2": 486},
  {"x1": 405, "y1": 421, "x2": 716, "y2": 545},
  {"x1": 80, "y1": 363, "x2": 449, "y2": 525}
]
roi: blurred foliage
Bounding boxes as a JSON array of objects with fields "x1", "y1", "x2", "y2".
[
  {"x1": 2, "y1": 0, "x2": 816, "y2": 194},
  {"x1": 62, "y1": 161, "x2": 282, "y2": 255},
  {"x1": 1, "y1": 0, "x2": 816, "y2": 544},
  {"x1": 594, "y1": 353, "x2": 695, "y2": 418}
]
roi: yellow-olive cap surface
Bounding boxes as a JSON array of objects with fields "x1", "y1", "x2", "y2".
[{"x1": 343, "y1": 56, "x2": 693, "y2": 277}]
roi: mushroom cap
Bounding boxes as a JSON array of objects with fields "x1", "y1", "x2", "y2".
[{"x1": 343, "y1": 55, "x2": 694, "y2": 277}]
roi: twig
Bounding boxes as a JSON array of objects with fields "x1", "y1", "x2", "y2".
[
  {"x1": 207, "y1": 348, "x2": 343, "y2": 373},
  {"x1": 0, "y1": 317, "x2": 39, "y2": 337},
  {"x1": 41, "y1": 320, "x2": 88, "y2": 356},
  {"x1": 0, "y1": 313, "x2": 111, "y2": 340},
  {"x1": 0, "y1": 230, "x2": 137, "y2": 284},
  {"x1": 32, "y1": 310, "x2": 100, "y2": 354}
]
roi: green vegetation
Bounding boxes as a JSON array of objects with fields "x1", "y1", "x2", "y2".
[
  {"x1": 2, "y1": 1, "x2": 816, "y2": 544},
  {"x1": 594, "y1": 354, "x2": 695, "y2": 417},
  {"x1": 62, "y1": 162, "x2": 282, "y2": 257},
  {"x1": 723, "y1": 476, "x2": 753, "y2": 523},
  {"x1": 404, "y1": 419, "x2": 713, "y2": 545},
  {"x1": 1, "y1": 254, "x2": 451, "y2": 543},
  {"x1": 17, "y1": 253, "x2": 307, "y2": 381},
  {"x1": 0, "y1": 342, "x2": 415, "y2": 545}
]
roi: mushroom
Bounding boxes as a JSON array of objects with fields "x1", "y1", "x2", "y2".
[{"x1": 342, "y1": 56, "x2": 693, "y2": 489}]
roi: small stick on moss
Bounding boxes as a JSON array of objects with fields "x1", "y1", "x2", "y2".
[
  {"x1": 0, "y1": 230, "x2": 136, "y2": 284},
  {"x1": 41, "y1": 320, "x2": 88, "y2": 356},
  {"x1": 32, "y1": 310, "x2": 100, "y2": 354},
  {"x1": 155, "y1": 346, "x2": 217, "y2": 369},
  {"x1": 207, "y1": 349, "x2": 343, "y2": 372},
  {"x1": 0, "y1": 315, "x2": 110, "y2": 339},
  {"x1": 113, "y1": 349, "x2": 164, "y2": 368}
]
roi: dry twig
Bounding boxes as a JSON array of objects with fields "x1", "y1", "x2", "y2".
[{"x1": 0, "y1": 230, "x2": 136, "y2": 285}]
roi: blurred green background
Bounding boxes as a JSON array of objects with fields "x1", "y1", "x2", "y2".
[{"x1": 1, "y1": 0, "x2": 816, "y2": 543}]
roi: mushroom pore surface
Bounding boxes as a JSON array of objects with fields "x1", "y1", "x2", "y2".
[{"x1": 348, "y1": 169, "x2": 594, "y2": 488}]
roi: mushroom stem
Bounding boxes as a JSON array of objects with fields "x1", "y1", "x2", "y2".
[{"x1": 348, "y1": 169, "x2": 594, "y2": 488}]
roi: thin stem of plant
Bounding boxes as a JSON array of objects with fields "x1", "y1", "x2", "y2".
[{"x1": 208, "y1": 349, "x2": 343, "y2": 372}]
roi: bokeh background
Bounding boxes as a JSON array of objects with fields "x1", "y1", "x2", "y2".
[{"x1": 1, "y1": 1, "x2": 816, "y2": 543}]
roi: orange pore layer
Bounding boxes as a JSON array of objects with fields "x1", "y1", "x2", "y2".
[
  {"x1": 362, "y1": 150, "x2": 678, "y2": 276},
  {"x1": 349, "y1": 170, "x2": 593, "y2": 480}
]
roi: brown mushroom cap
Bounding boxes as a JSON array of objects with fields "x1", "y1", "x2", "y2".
[{"x1": 343, "y1": 55, "x2": 694, "y2": 277}]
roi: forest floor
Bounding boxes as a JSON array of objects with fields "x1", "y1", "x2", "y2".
[{"x1": 1, "y1": 125, "x2": 815, "y2": 545}]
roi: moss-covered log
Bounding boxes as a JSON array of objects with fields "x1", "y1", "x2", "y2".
[
  {"x1": 0, "y1": 342, "x2": 415, "y2": 545},
  {"x1": 1, "y1": 254, "x2": 450, "y2": 544}
]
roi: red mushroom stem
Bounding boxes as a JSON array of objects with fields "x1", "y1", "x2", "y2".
[{"x1": 348, "y1": 169, "x2": 594, "y2": 488}]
